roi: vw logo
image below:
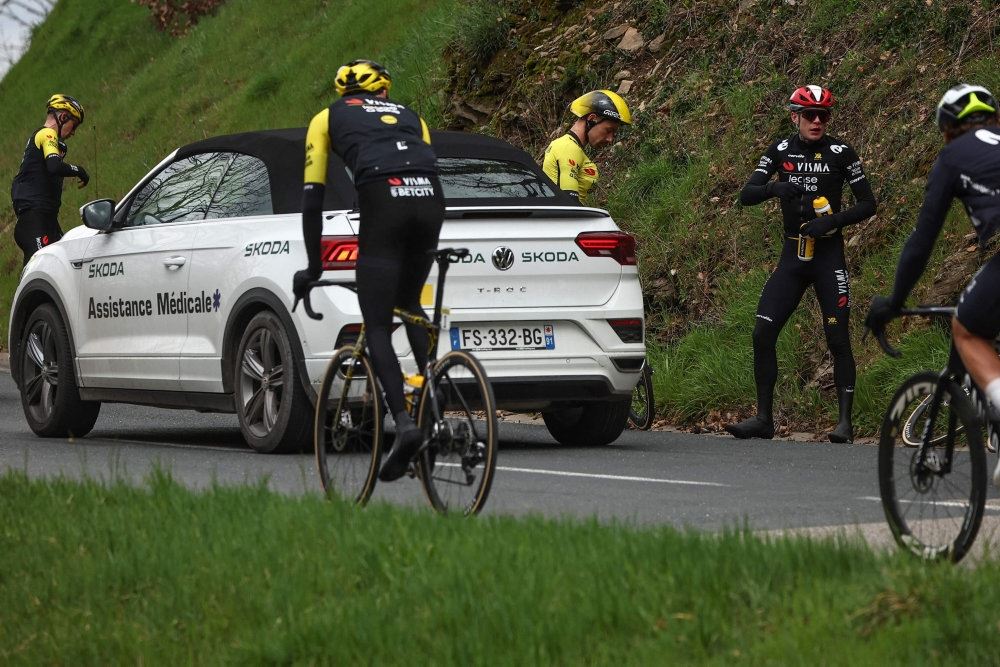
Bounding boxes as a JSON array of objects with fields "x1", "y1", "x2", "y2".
[{"x1": 492, "y1": 246, "x2": 514, "y2": 271}]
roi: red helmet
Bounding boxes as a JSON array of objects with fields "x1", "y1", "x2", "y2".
[{"x1": 788, "y1": 85, "x2": 834, "y2": 111}]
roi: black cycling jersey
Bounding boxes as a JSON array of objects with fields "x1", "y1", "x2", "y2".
[
  {"x1": 11, "y1": 127, "x2": 68, "y2": 213},
  {"x1": 305, "y1": 92, "x2": 437, "y2": 187},
  {"x1": 890, "y1": 124, "x2": 1000, "y2": 308},
  {"x1": 740, "y1": 133, "x2": 876, "y2": 236}
]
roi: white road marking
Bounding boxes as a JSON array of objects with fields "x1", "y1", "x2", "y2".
[
  {"x1": 437, "y1": 462, "x2": 727, "y2": 487},
  {"x1": 858, "y1": 495, "x2": 1000, "y2": 511}
]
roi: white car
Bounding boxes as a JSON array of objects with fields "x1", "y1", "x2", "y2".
[{"x1": 9, "y1": 129, "x2": 645, "y2": 452}]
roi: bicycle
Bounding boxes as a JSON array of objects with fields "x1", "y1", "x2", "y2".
[
  {"x1": 628, "y1": 360, "x2": 654, "y2": 430},
  {"x1": 294, "y1": 248, "x2": 499, "y2": 515},
  {"x1": 870, "y1": 306, "x2": 993, "y2": 562}
]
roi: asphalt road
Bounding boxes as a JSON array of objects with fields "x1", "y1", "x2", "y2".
[{"x1": 0, "y1": 367, "x2": 921, "y2": 531}]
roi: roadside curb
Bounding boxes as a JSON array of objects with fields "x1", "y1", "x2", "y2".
[{"x1": 0, "y1": 352, "x2": 9, "y2": 374}]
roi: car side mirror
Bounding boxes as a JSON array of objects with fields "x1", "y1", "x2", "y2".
[{"x1": 80, "y1": 199, "x2": 116, "y2": 231}]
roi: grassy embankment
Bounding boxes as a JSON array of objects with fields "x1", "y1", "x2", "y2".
[
  {"x1": 444, "y1": 0, "x2": 997, "y2": 435},
  {"x1": 2, "y1": 470, "x2": 1000, "y2": 663},
  {"x1": 0, "y1": 0, "x2": 463, "y2": 347}
]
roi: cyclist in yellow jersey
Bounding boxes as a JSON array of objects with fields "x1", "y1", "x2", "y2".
[
  {"x1": 294, "y1": 60, "x2": 444, "y2": 482},
  {"x1": 11, "y1": 94, "x2": 89, "y2": 265},
  {"x1": 542, "y1": 89, "x2": 631, "y2": 204}
]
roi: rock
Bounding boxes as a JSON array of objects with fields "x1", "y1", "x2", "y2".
[
  {"x1": 617, "y1": 79, "x2": 633, "y2": 95},
  {"x1": 648, "y1": 33, "x2": 667, "y2": 53},
  {"x1": 602, "y1": 23, "x2": 630, "y2": 40},
  {"x1": 617, "y1": 27, "x2": 645, "y2": 52},
  {"x1": 613, "y1": 69, "x2": 632, "y2": 81}
]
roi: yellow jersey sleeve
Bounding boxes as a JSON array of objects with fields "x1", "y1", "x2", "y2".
[
  {"x1": 35, "y1": 127, "x2": 61, "y2": 159},
  {"x1": 542, "y1": 135, "x2": 597, "y2": 202},
  {"x1": 419, "y1": 117, "x2": 431, "y2": 145},
  {"x1": 304, "y1": 108, "x2": 331, "y2": 185}
]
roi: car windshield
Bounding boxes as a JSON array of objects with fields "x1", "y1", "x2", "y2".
[{"x1": 437, "y1": 157, "x2": 557, "y2": 200}]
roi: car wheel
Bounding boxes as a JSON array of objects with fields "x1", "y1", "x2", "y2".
[
  {"x1": 542, "y1": 399, "x2": 630, "y2": 446},
  {"x1": 18, "y1": 303, "x2": 101, "y2": 437},
  {"x1": 235, "y1": 310, "x2": 311, "y2": 453}
]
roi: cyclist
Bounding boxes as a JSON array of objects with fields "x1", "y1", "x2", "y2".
[
  {"x1": 867, "y1": 84, "x2": 1000, "y2": 420},
  {"x1": 11, "y1": 94, "x2": 89, "y2": 266},
  {"x1": 727, "y1": 85, "x2": 877, "y2": 443},
  {"x1": 293, "y1": 59, "x2": 444, "y2": 482},
  {"x1": 542, "y1": 89, "x2": 631, "y2": 204}
]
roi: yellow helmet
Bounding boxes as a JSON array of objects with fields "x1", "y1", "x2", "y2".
[
  {"x1": 569, "y1": 90, "x2": 632, "y2": 124},
  {"x1": 334, "y1": 60, "x2": 392, "y2": 96},
  {"x1": 46, "y1": 93, "x2": 85, "y2": 125}
]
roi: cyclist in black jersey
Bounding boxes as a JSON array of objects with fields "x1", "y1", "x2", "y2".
[
  {"x1": 11, "y1": 94, "x2": 89, "y2": 266},
  {"x1": 867, "y1": 84, "x2": 1000, "y2": 417},
  {"x1": 293, "y1": 59, "x2": 444, "y2": 482},
  {"x1": 727, "y1": 85, "x2": 877, "y2": 443}
]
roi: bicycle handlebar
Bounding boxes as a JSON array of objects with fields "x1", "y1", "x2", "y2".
[
  {"x1": 291, "y1": 247, "x2": 472, "y2": 321},
  {"x1": 866, "y1": 306, "x2": 957, "y2": 359}
]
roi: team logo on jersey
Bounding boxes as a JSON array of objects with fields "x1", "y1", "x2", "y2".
[
  {"x1": 389, "y1": 176, "x2": 435, "y2": 198},
  {"x1": 568, "y1": 158, "x2": 577, "y2": 166},
  {"x1": 380, "y1": 114, "x2": 398, "y2": 125},
  {"x1": 782, "y1": 161, "x2": 795, "y2": 172},
  {"x1": 777, "y1": 140, "x2": 789, "y2": 151},
  {"x1": 830, "y1": 144, "x2": 845, "y2": 154},
  {"x1": 814, "y1": 152, "x2": 823, "y2": 159},
  {"x1": 794, "y1": 162, "x2": 830, "y2": 173},
  {"x1": 345, "y1": 98, "x2": 364, "y2": 106},
  {"x1": 583, "y1": 167, "x2": 597, "y2": 177}
]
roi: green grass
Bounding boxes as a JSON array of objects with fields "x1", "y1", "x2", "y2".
[
  {"x1": 0, "y1": 0, "x2": 464, "y2": 346},
  {"x1": 1, "y1": 470, "x2": 999, "y2": 662}
]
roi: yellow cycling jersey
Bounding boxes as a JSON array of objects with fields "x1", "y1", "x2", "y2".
[
  {"x1": 304, "y1": 95, "x2": 433, "y2": 186},
  {"x1": 35, "y1": 127, "x2": 62, "y2": 158},
  {"x1": 542, "y1": 133, "x2": 598, "y2": 204}
]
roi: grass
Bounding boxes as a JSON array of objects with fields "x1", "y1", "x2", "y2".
[{"x1": 1, "y1": 469, "x2": 999, "y2": 662}]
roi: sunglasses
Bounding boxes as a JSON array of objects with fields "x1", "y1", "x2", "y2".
[{"x1": 799, "y1": 109, "x2": 831, "y2": 123}]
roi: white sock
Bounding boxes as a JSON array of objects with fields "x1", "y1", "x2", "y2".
[{"x1": 986, "y1": 378, "x2": 1000, "y2": 417}]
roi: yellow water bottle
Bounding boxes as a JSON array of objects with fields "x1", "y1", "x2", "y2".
[{"x1": 403, "y1": 373, "x2": 424, "y2": 413}]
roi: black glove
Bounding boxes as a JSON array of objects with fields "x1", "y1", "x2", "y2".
[
  {"x1": 70, "y1": 164, "x2": 89, "y2": 188},
  {"x1": 766, "y1": 181, "x2": 804, "y2": 201},
  {"x1": 293, "y1": 268, "x2": 320, "y2": 301},
  {"x1": 799, "y1": 216, "x2": 837, "y2": 238},
  {"x1": 865, "y1": 295, "x2": 898, "y2": 333}
]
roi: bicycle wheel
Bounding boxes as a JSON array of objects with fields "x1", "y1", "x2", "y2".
[
  {"x1": 315, "y1": 347, "x2": 383, "y2": 504},
  {"x1": 878, "y1": 371, "x2": 987, "y2": 562},
  {"x1": 628, "y1": 364, "x2": 655, "y2": 430},
  {"x1": 416, "y1": 350, "x2": 498, "y2": 515},
  {"x1": 902, "y1": 389, "x2": 968, "y2": 448}
]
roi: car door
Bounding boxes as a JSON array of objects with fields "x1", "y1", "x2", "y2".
[
  {"x1": 180, "y1": 152, "x2": 276, "y2": 392},
  {"x1": 75, "y1": 152, "x2": 231, "y2": 390}
]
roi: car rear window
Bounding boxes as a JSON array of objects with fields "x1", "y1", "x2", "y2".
[{"x1": 437, "y1": 157, "x2": 558, "y2": 200}]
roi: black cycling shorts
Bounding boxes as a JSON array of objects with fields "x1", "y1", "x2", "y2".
[
  {"x1": 14, "y1": 207, "x2": 62, "y2": 266},
  {"x1": 956, "y1": 252, "x2": 1000, "y2": 339}
]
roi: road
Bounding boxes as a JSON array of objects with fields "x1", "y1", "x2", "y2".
[{"x1": 3, "y1": 368, "x2": 999, "y2": 550}]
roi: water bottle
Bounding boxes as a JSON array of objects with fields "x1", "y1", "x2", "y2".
[
  {"x1": 403, "y1": 373, "x2": 424, "y2": 414},
  {"x1": 796, "y1": 196, "x2": 833, "y2": 261}
]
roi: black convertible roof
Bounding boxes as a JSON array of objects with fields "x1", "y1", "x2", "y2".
[{"x1": 173, "y1": 128, "x2": 573, "y2": 213}]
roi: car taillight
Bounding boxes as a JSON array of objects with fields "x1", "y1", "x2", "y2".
[
  {"x1": 322, "y1": 236, "x2": 358, "y2": 270},
  {"x1": 608, "y1": 318, "x2": 643, "y2": 343},
  {"x1": 575, "y1": 231, "x2": 637, "y2": 265}
]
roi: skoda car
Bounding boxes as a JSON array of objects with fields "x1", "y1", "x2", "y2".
[{"x1": 9, "y1": 129, "x2": 644, "y2": 452}]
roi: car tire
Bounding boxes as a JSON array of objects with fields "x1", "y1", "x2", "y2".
[
  {"x1": 18, "y1": 303, "x2": 101, "y2": 438},
  {"x1": 234, "y1": 310, "x2": 311, "y2": 453},
  {"x1": 542, "y1": 399, "x2": 630, "y2": 446}
]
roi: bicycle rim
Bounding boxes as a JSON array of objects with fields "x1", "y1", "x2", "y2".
[
  {"x1": 315, "y1": 347, "x2": 383, "y2": 504},
  {"x1": 878, "y1": 371, "x2": 987, "y2": 562},
  {"x1": 902, "y1": 394, "x2": 962, "y2": 448},
  {"x1": 629, "y1": 365, "x2": 654, "y2": 431},
  {"x1": 417, "y1": 350, "x2": 498, "y2": 515}
]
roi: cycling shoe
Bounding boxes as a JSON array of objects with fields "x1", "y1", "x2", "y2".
[
  {"x1": 724, "y1": 415, "x2": 774, "y2": 440},
  {"x1": 828, "y1": 419, "x2": 853, "y2": 444},
  {"x1": 379, "y1": 423, "x2": 423, "y2": 482}
]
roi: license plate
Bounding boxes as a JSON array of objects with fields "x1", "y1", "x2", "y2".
[{"x1": 450, "y1": 324, "x2": 555, "y2": 351}]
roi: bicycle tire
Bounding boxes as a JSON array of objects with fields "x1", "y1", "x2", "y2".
[
  {"x1": 628, "y1": 364, "x2": 655, "y2": 431},
  {"x1": 315, "y1": 347, "x2": 383, "y2": 505},
  {"x1": 416, "y1": 350, "x2": 498, "y2": 515},
  {"x1": 878, "y1": 371, "x2": 987, "y2": 563}
]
